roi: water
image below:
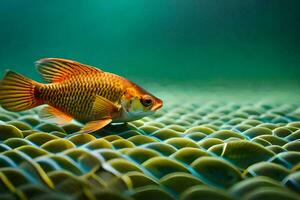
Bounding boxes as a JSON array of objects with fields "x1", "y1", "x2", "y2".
[
  {"x1": 0, "y1": 1, "x2": 299, "y2": 82},
  {"x1": 0, "y1": 1, "x2": 300, "y2": 200}
]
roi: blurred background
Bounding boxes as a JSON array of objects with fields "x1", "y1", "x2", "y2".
[{"x1": 0, "y1": 0, "x2": 299, "y2": 93}]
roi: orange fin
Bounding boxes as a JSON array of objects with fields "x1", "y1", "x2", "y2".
[
  {"x1": 92, "y1": 95, "x2": 120, "y2": 118},
  {"x1": 39, "y1": 106, "x2": 73, "y2": 125},
  {"x1": 0, "y1": 70, "x2": 41, "y2": 112},
  {"x1": 80, "y1": 118, "x2": 112, "y2": 134},
  {"x1": 35, "y1": 58, "x2": 103, "y2": 83}
]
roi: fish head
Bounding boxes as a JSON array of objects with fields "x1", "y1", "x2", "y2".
[{"x1": 121, "y1": 85, "x2": 163, "y2": 120}]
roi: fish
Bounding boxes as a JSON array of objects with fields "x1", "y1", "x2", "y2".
[{"x1": 0, "y1": 58, "x2": 163, "y2": 133}]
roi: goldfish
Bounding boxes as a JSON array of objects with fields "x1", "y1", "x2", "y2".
[{"x1": 0, "y1": 58, "x2": 163, "y2": 133}]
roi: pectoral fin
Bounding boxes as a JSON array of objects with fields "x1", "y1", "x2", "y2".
[
  {"x1": 80, "y1": 118, "x2": 112, "y2": 134},
  {"x1": 92, "y1": 95, "x2": 120, "y2": 118},
  {"x1": 39, "y1": 106, "x2": 73, "y2": 125}
]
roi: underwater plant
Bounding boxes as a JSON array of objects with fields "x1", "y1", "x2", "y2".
[{"x1": 0, "y1": 96, "x2": 299, "y2": 199}]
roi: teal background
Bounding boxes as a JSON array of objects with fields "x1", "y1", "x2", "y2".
[{"x1": 0, "y1": 0, "x2": 299, "y2": 84}]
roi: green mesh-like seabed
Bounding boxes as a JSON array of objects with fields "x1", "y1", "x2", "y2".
[{"x1": 0, "y1": 88, "x2": 300, "y2": 200}]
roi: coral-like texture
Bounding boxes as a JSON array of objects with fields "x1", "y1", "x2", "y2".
[{"x1": 0, "y1": 100, "x2": 299, "y2": 200}]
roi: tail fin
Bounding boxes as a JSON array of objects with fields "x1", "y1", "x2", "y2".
[{"x1": 0, "y1": 70, "x2": 41, "y2": 112}]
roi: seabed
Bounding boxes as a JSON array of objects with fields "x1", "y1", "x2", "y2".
[{"x1": 0, "y1": 85, "x2": 299, "y2": 200}]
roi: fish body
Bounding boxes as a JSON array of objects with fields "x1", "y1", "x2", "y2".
[
  {"x1": 38, "y1": 72, "x2": 127, "y2": 122},
  {"x1": 0, "y1": 58, "x2": 163, "y2": 133}
]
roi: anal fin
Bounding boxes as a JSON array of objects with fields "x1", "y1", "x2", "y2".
[
  {"x1": 80, "y1": 118, "x2": 112, "y2": 134},
  {"x1": 39, "y1": 106, "x2": 73, "y2": 125}
]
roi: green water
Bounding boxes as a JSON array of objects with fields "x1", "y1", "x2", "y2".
[{"x1": 0, "y1": 0, "x2": 300, "y2": 83}]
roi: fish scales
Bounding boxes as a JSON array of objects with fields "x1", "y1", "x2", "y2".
[{"x1": 38, "y1": 72, "x2": 125, "y2": 121}]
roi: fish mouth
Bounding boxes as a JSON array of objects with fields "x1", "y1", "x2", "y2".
[{"x1": 151, "y1": 99, "x2": 163, "y2": 111}]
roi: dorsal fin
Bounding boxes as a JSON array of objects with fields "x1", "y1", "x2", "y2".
[{"x1": 35, "y1": 58, "x2": 103, "y2": 83}]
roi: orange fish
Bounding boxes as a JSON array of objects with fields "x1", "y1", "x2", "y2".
[{"x1": 0, "y1": 58, "x2": 163, "y2": 133}]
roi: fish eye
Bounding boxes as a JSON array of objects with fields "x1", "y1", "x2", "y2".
[{"x1": 140, "y1": 96, "x2": 153, "y2": 107}]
